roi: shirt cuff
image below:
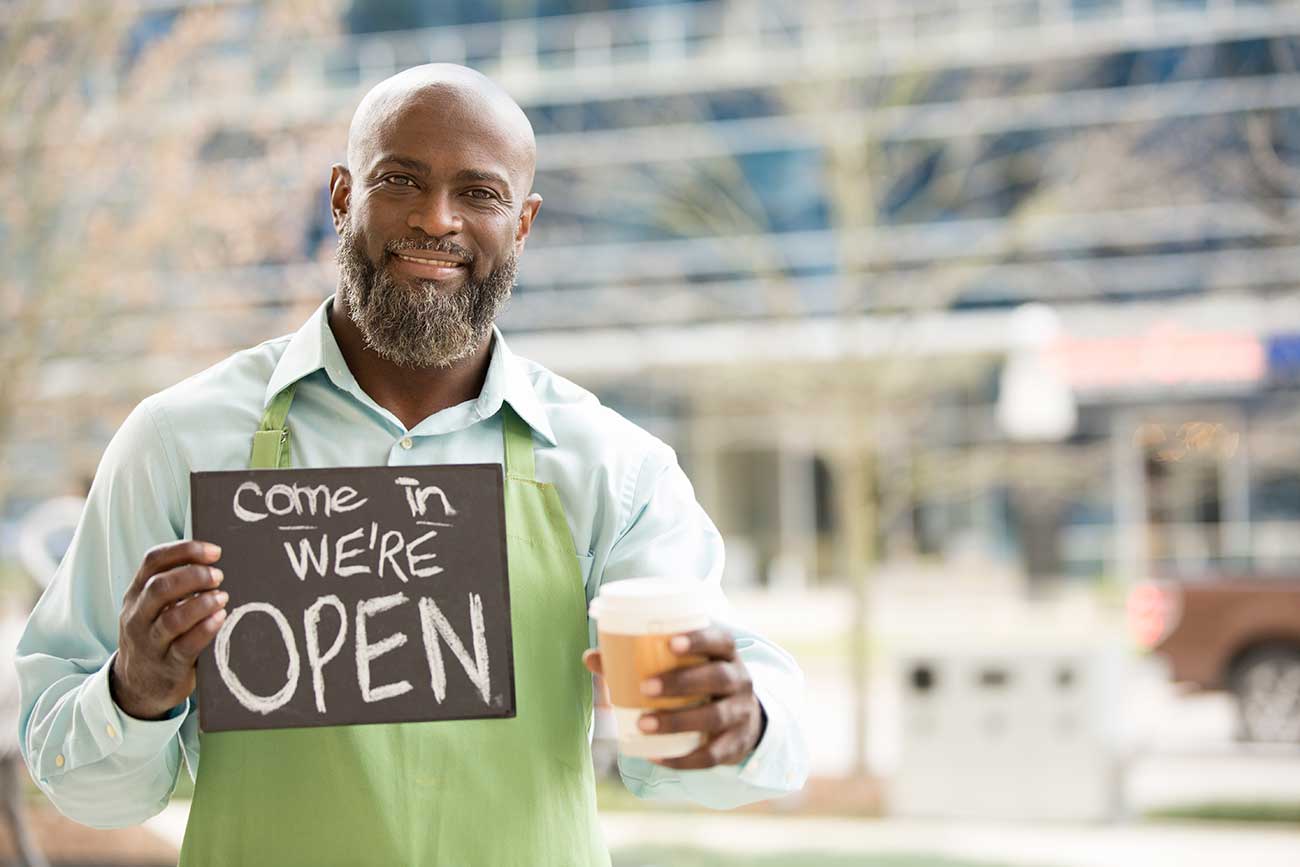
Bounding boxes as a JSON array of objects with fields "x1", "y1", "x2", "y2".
[
  {"x1": 736, "y1": 681, "x2": 798, "y2": 791},
  {"x1": 83, "y1": 652, "x2": 189, "y2": 761}
]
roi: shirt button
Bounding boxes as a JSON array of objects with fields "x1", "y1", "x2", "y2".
[
  {"x1": 400, "y1": 437, "x2": 413, "y2": 450},
  {"x1": 55, "y1": 754, "x2": 65, "y2": 768},
  {"x1": 106, "y1": 723, "x2": 118, "y2": 739}
]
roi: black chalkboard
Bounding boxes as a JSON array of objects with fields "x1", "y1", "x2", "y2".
[{"x1": 191, "y1": 464, "x2": 515, "y2": 733}]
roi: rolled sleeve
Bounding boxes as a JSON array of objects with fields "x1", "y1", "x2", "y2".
[
  {"x1": 87, "y1": 654, "x2": 190, "y2": 761},
  {"x1": 27, "y1": 653, "x2": 187, "y2": 778},
  {"x1": 737, "y1": 678, "x2": 806, "y2": 792},
  {"x1": 17, "y1": 399, "x2": 191, "y2": 827}
]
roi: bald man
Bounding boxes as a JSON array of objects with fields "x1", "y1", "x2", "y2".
[{"x1": 16, "y1": 65, "x2": 807, "y2": 865}]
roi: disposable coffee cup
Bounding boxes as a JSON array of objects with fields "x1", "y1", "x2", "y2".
[{"x1": 588, "y1": 578, "x2": 715, "y2": 759}]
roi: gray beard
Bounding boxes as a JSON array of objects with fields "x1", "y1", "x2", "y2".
[{"x1": 335, "y1": 224, "x2": 516, "y2": 369}]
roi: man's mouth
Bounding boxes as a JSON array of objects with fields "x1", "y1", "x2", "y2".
[{"x1": 390, "y1": 251, "x2": 468, "y2": 280}]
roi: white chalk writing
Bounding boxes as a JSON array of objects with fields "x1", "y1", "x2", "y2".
[
  {"x1": 355, "y1": 592, "x2": 413, "y2": 703},
  {"x1": 215, "y1": 602, "x2": 300, "y2": 714},
  {"x1": 419, "y1": 594, "x2": 491, "y2": 705},
  {"x1": 394, "y1": 477, "x2": 458, "y2": 519},
  {"x1": 304, "y1": 594, "x2": 347, "y2": 713},
  {"x1": 233, "y1": 481, "x2": 369, "y2": 523}
]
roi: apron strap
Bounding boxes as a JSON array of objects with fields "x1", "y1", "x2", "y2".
[
  {"x1": 250, "y1": 382, "x2": 298, "y2": 469},
  {"x1": 501, "y1": 404, "x2": 535, "y2": 481}
]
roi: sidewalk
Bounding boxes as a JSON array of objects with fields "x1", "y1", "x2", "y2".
[
  {"x1": 600, "y1": 812, "x2": 1300, "y2": 867},
  {"x1": 0, "y1": 803, "x2": 176, "y2": 866},
  {"x1": 144, "y1": 802, "x2": 1300, "y2": 867}
]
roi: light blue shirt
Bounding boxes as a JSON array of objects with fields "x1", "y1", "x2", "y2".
[{"x1": 16, "y1": 297, "x2": 808, "y2": 829}]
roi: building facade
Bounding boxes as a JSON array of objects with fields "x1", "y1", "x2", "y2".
[{"x1": 6, "y1": 0, "x2": 1300, "y2": 588}]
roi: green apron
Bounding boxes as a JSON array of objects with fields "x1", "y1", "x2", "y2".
[{"x1": 178, "y1": 382, "x2": 609, "y2": 866}]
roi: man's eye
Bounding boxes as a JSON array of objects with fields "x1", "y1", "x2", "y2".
[
  {"x1": 383, "y1": 176, "x2": 414, "y2": 187},
  {"x1": 467, "y1": 189, "x2": 497, "y2": 200}
]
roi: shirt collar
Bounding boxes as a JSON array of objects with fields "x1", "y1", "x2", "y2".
[
  {"x1": 263, "y1": 296, "x2": 557, "y2": 447},
  {"x1": 263, "y1": 297, "x2": 330, "y2": 408},
  {"x1": 474, "y1": 324, "x2": 558, "y2": 447}
]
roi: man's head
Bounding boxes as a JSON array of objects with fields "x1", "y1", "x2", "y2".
[{"x1": 330, "y1": 64, "x2": 542, "y2": 369}]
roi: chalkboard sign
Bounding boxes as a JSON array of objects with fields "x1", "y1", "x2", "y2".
[{"x1": 191, "y1": 464, "x2": 515, "y2": 733}]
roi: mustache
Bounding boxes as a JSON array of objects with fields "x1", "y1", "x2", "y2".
[{"x1": 385, "y1": 237, "x2": 474, "y2": 264}]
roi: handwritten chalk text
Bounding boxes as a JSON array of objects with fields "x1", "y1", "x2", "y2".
[{"x1": 216, "y1": 592, "x2": 493, "y2": 715}]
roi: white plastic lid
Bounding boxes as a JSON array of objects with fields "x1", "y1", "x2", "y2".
[{"x1": 588, "y1": 578, "x2": 717, "y2": 632}]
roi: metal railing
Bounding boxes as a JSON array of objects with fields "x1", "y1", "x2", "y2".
[
  {"x1": 521, "y1": 199, "x2": 1300, "y2": 287},
  {"x1": 270, "y1": 0, "x2": 1300, "y2": 98},
  {"x1": 1060, "y1": 519, "x2": 1300, "y2": 575},
  {"x1": 51, "y1": 0, "x2": 1300, "y2": 114}
]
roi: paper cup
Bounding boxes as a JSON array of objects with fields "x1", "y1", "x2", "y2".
[{"x1": 588, "y1": 578, "x2": 715, "y2": 759}]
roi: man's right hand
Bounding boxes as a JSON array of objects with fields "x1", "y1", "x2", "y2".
[{"x1": 111, "y1": 540, "x2": 228, "y2": 721}]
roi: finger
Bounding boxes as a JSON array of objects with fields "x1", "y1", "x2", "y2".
[
  {"x1": 137, "y1": 564, "x2": 224, "y2": 623},
  {"x1": 669, "y1": 626, "x2": 735, "y2": 661},
  {"x1": 130, "y1": 540, "x2": 222, "y2": 594},
  {"x1": 652, "y1": 726, "x2": 749, "y2": 770},
  {"x1": 150, "y1": 590, "x2": 229, "y2": 647},
  {"x1": 640, "y1": 693, "x2": 750, "y2": 736},
  {"x1": 168, "y1": 608, "x2": 228, "y2": 664},
  {"x1": 650, "y1": 660, "x2": 750, "y2": 699},
  {"x1": 582, "y1": 648, "x2": 603, "y2": 677}
]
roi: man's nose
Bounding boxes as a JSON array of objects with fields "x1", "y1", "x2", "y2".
[{"x1": 407, "y1": 191, "x2": 463, "y2": 237}]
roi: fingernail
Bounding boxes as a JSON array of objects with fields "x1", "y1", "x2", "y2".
[
  {"x1": 641, "y1": 678, "x2": 662, "y2": 696},
  {"x1": 210, "y1": 568, "x2": 224, "y2": 585},
  {"x1": 214, "y1": 591, "x2": 229, "y2": 606},
  {"x1": 638, "y1": 715, "x2": 659, "y2": 733},
  {"x1": 670, "y1": 636, "x2": 690, "y2": 653},
  {"x1": 204, "y1": 543, "x2": 222, "y2": 559}
]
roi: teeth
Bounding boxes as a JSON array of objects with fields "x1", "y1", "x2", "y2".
[{"x1": 396, "y1": 253, "x2": 461, "y2": 266}]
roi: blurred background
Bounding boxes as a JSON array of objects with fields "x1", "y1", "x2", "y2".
[{"x1": 4, "y1": 0, "x2": 1300, "y2": 864}]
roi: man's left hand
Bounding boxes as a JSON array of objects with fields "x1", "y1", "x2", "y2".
[{"x1": 582, "y1": 626, "x2": 766, "y2": 769}]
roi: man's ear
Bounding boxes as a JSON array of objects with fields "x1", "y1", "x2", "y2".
[
  {"x1": 514, "y1": 193, "x2": 543, "y2": 255},
  {"x1": 329, "y1": 164, "x2": 351, "y2": 234}
]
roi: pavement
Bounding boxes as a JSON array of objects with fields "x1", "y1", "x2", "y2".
[
  {"x1": 0, "y1": 802, "x2": 176, "y2": 866},
  {"x1": 142, "y1": 802, "x2": 1300, "y2": 867},
  {"x1": 599, "y1": 812, "x2": 1300, "y2": 866}
]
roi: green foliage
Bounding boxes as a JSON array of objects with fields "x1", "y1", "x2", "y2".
[
  {"x1": 612, "y1": 848, "x2": 1048, "y2": 867},
  {"x1": 1146, "y1": 802, "x2": 1300, "y2": 824}
]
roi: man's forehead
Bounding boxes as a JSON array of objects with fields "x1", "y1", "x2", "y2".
[
  {"x1": 347, "y1": 67, "x2": 536, "y2": 187},
  {"x1": 367, "y1": 103, "x2": 513, "y2": 162}
]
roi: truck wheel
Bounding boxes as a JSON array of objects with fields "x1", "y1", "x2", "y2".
[{"x1": 1231, "y1": 646, "x2": 1300, "y2": 743}]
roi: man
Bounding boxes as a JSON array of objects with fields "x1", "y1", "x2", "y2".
[{"x1": 16, "y1": 64, "x2": 807, "y2": 865}]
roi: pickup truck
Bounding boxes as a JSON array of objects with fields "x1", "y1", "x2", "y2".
[{"x1": 1128, "y1": 579, "x2": 1300, "y2": 742}]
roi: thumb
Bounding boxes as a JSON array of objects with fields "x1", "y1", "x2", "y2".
[{"x1": 581, "y1": 648, "x2": 603, "y2": 677}]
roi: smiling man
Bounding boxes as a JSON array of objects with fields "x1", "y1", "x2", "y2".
[{"x1": 16, "y1": 65, "x2": 807, "y2": 866}]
